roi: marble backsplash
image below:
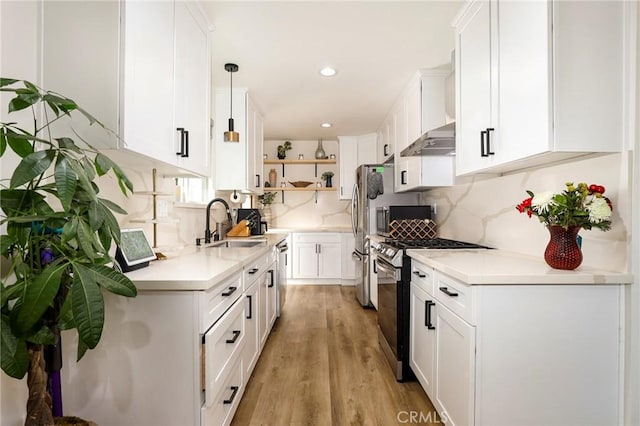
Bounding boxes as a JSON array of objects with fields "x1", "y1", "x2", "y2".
[{"x1": 420, "y1": 152, "x2": 632, "y2": 272}]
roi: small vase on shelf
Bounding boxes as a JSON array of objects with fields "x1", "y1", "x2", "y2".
[
  {"x1": 268, "y1": 169, "x2": 277, "y2": 187},
  {"x1": 314, "y1": 139, "x2": 326, "y2": 159},
  {"x1": 325, "y1": 176, "x2": 333, "y2": 188},
  {"x1": 544, "y1": 225, "x2": 583, "y2": 270}
]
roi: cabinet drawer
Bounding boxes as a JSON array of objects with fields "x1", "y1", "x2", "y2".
[
  {"x1": 411, "y1": 262, "x2": 434, "y2": 296},
  {"x1": 433, "y1": 271, "x2": 475, "y2": 325},
  {"x1": 244, "y1": 252, "x2": 273, "y2": 288},
  {"x1": 203, "y1": 297, "x2": 246, "y2": 403},
  {"x1": 201, "y1": 354, "x2": 244, "y2": 426},
  {"x1": 293, "y1": 232, "x2": 341, "y2": 244},
  {"x1": 199, "y1": 272, "x2": 242, "y2": 333}
]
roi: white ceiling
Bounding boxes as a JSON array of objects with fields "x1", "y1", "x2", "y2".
[{"x1": 200, "y1": 1, "x2": 463, "y2": 141}]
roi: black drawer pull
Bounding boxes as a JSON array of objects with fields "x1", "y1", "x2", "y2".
[
  {"x1": 383, "y1": 143, "x2": 389, "y2": 156},
  {"x1": 226, "y1": 330, "x2": 241, "y2": 344},
  {"x1": 223, "y1": 386, "x2": 239, "y2": 404},
  {"x1": 246, "y1": 295, "x2": 253, "y2": 319},
  {"x1": 486, "y1": 127, "x2": 495, "y2": 155},
  {"x1": 425, "y1": 300, "x2": 435, "y2": 330},
  {"x1": 480, "y1": 130, "x2": 488, "y2": 157},
  {"x1": 401, "y1": 170, "x2": 407, "y2": 185},
  {"x1": 413, "y1": 270, "x2": 426, "y2": 278},
  {"x1": 248, "y1": 268, "x2": 259, "y2": 275},
  {"x1": 373, "y1": 259, "x2": 377, "y2": 274},
  {"x1": 268, "y1": 269, "x2": 275, "y2": 288},
  {"x1": 221, "y1": 286, "x2": 237, "y2": 297},
  {"x1": 439, "y1": 287, "x2": 459, "y2": 297},
  {"x1": 182, "y1": 130, "x2": 189, "y2": 157}
]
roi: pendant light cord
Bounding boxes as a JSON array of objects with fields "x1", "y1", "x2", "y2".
[{"x1": 229, "y1": 70, "x2": 233, "y2": 120}]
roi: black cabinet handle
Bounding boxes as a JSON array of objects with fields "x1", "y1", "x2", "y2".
[
  {"x1": 248, "y1": 268, "x2": 259, "y2": 275},
  {"x1": 401, "y1": 170, "x2": 407, "y2": 185},
  {"x1": 480, "y1": 130, "x2": 488, "y2": 157},
  {"x1": 373, "y1": 259, "x2": 377, "y2": 274},
  {"x1": 246, "y1": 294, "x2": 253, "y2": 319},
  {"x1": 226, "y1": 330, "x2": 241, "y2": 344},
  {"x1": 486, "y1": 128, "x2": 495, "y2": 155},
  {"x1": 383, "y1": 144, "x2": 389, "y2": 156},
  {"x1": 221, "y1": 286, "x2": 237, "y2": 297},
  {"x1": 413, "y1": 270, "x2": 426, "y2": 278},
  {"x1": 439, "y1": 286, "x2": 459, "y2": 297},
  {"x1": 268, "y1": 269, "x2": 275, "y2": 288},
  {"x1": 256, "y1": 174, "x2": 261, "y2": 188},
  {"x1": 182, "y1": 130, "x2": 189, "y2": 157},
  {"x1": 176, "y1": 127, "x2": 185, "y2": 156},
  {"x1": 223, "y1": 386, "x2": 239, "y2": 404},
  {"x1": 425, "y1": 300, "x2": 435, "y2": 330}
]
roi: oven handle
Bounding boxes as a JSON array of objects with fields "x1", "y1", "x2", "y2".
[
  {"x1": 375, "y1": 258, "x2": 400, "y2": 280},
  {"x1": 352, "y1": 251, "x2": 363, "y2": 261}
]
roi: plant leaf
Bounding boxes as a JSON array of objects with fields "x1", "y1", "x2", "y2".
[
  {"x1": 71, "y1": 263, "x2": 105, "y2": 349},
  {"x1": 0, "y1": 78, "x2": 19, "y2": 88},
  {"x1": 56, "y1": 294, "x2": 75, "y2": 330},
  {"x1": 56, "y1": 137, "x2": 83, "y2": 154},
  {"x1": 76, "y1": 336, "x2": 89, "y2": 362},
  {"x1": 0, "y1": 315, "x2": 29, "y2": 379},
  {"x1": 1, "y1": 281, "x2": 24, "y2": 307},
  {"x1": 68, "y1": 158, "x2": 97, "y2": 202},
  {"x1": 88, "y1": 200, "x2": 103, "y2": 230},
  {"x1": 94, "y1": 153, "x2": 114, "y2": 176},
  {"x1": 112, "y1": 164, "x2": 133, "y2": 194},
  {"x1": 98, "y1": 198, "x2": 127, "y2": 215},
  {"x1": 5, "y1": 128, "x2": 34, "y2": 158},
  {"x1": 54, "y1": 156, "x2": 77, "y2": 212},
  {"x1": 61, "y1": 216, "x2": 79, "y2": 245},
  {"x1": 81, "y1": 157, "x2": 96, "y2": 181},
  {"x1": 88, "y1": 264, "x2": 136, "y2": 297},
  {"x1": 27, "y1": 325, "x2": 56, "y2": 345},
  {"x1": 14, "y1": 262, "x2": 65, "y2": 333},
  {"x1": 10, "y1": 150, "x2": 55, "y2": 188},
  {"x1": 76, "y1": 219, "x2": 100, "y2": 259}
]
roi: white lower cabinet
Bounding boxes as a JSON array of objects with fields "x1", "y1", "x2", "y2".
[
  {"x1": 292, "y1": 233, "x2": 342, "y2": 279},
  {"x1": 243, "y1": 280, "x2": 260, "y2": 382},
  {"x1": 409, "y1": 260, "x2": 624, "y2": 426}
]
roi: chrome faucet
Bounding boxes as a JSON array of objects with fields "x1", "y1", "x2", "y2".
[{"x1": 204, "y1": 198, "x2": 233, "y2": 243}]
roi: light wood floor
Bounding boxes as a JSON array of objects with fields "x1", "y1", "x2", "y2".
[{"x1": 231, "y1": 285, "x2": 439, "y2": 426}]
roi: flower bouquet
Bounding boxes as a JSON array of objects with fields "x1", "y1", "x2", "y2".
[{"x1": 516, "y1": 182, "x2": 613, "y2": 269}]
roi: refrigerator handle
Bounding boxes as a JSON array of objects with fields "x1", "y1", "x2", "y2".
[{"x1": 351, "y1": 183, "x2": 359, "y2": 237}]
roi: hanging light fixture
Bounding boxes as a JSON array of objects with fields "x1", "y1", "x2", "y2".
[{"x1": 224, "y1": 63, "x2": 240, "y2": 142}]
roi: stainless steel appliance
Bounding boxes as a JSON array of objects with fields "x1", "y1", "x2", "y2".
[
  {"x1": 376, "y1": 205, "x2": 432, "y2": 237},
  {"x1": 373, "y1": 238, "x2": 489, "y2": 381},
  {"x1": 275, "y1": 239, "x2": 288, "y2": 316},
  {"x1": 351, "y1": 164, "x2": 418, "y2": 307}
]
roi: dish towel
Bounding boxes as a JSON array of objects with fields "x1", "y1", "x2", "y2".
[{"x1": 367, "y1": 170, "x2": 384, "y2": 199}]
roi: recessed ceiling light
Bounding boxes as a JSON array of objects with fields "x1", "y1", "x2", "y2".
[
  {"x1": 319, "y1": 67, "x2": 337, "y2": 77},
  {"x1": 321, "y1": 123, "x2": 332, "y2": 128}
]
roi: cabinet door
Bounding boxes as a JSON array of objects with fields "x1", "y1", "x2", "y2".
[
  {"x1": 369, "y1": 253, "x2": 378, "y2": 309},
  {"x1": 318, "y1": 242, "x2": 342, "y2": 279},
  {"x1": 338, "y1": 136, "x2": 358, "y2": 200},
  {"x1": 410, "y1": 283, "x2": 436, "y2": 397},
  {"x1": 121, "y1": 2, "x2": 175, "y2": 165},
  {"x1": 174, "y1": 2, "x2": 210, "y2": 176},
  {"x1": 434, "y1": 303, "x2": 475, "y2": 426},
  {"x1": 293, "y1": 242, "x2": 318, "y2": 278},
  {"x1": 393, "y1": 101, "x2": 409, "y2": 192},
  {"x1": 265, "y1": 267, "x2": 277, "y2": 332},
  {"x1": 253, "y1": 108, "x2": 264, "y2": 195},
  {"x1": 258, "y1": 272, "x2": 269, "y2": 348},
  {"x1": 455, "y1": 0, "x2": 495, "y2": 176},
  {"x1": 357, "y1": 133, "x2": 378, "y2": 165},
  {"x1": 246, "y1": 96, "x2": 258, "y2": 193},
  {"x1": 243, "y1": 282, "x2": 260, "y2": 381},
  {"x1": 378, "y1": 115, "x2": 393, "y2": 163}
]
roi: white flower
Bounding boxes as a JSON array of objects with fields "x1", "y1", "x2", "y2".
[
  {"x1": 531, "y1": 191, "x2": 555, "y2": 213},
  {"x1": 587, "y1": 197, "x2": 612, "y2": 223}
]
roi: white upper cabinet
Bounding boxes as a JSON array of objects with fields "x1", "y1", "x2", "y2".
[
  {"x1": 338, "y1": 133, "x2": 378, "y2": 200},
  {"x1": 393, "y1": 70, "x2": 455, "y2": 193},
  {"x1": 214, "y1": 89, "x2": 264, "y2": 193},
  {"x1": 454, "y1": 0, "x2": 628, "y2": 176},
  {"x1": 42, "y1": 1, "x2": 212, "y2": 177}
]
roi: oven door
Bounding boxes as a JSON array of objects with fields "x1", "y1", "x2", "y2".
[
  {"x1": 376, "y1": 207, "x2": 389, "y2": 236},
  {"x1": 376, "y1": 257, "x2": 401, "y2": 370}
]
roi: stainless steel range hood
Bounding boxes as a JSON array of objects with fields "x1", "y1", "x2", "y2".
[{"x1": 400, "y1": 122, "x2": 455, "y2": 157}]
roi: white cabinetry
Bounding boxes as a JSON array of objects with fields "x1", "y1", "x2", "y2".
[
  {"x1": 409, "y1": 259, "x2": 624, "y2": 425},
  {"x1": 392, "y1": 71, "x2": 454, "y2": 192},
  {"x1": 292, "y1": 233, "x2": 342, "y2": 279},
  {"x1": 215, "y1": 89, "x2": 264, "y2": 193},
  {"x1": 454, "y1": 0, "x2": 627, "y2": 176},
  {"x1": 338, "y1": 134, "x2": 378, "y2": 200},
  {"x1": 42, "y1": 1, "x2": 211, "y2": 177},
  {"x1": 376, "y1": 116, "x2": 394, "y2": 163}
]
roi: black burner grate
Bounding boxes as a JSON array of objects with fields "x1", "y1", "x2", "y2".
[{"x1": 386, "y1": 238, "x2": 490, "y2": 250}]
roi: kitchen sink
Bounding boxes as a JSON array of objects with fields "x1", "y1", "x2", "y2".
[{"x1": 208, "y1": 239, "x2": 267, "y2": 248}]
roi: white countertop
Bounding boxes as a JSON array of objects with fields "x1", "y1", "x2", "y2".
[
  {"x1": 126, "y1": 233, "x2": 288, "y2": 291},
  {"x1": 269, "y1": 227, "x2": 351, "y2": 233},
  {"x1": 407, "y1": 249, "x2": 633, "y2": 285}
]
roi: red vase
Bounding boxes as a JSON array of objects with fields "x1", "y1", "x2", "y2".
[{"x1": 544, "y1": 225, "x2": 583, "y2": 270}]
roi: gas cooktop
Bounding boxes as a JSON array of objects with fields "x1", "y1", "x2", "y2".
[{"x1": 387, "y1": 237, "x2": 490, "y2": 250}]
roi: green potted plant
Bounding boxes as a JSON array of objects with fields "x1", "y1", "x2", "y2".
[
  {"x1": 0, "y1": 78, "x2": 137, "y2": 425},
  {"x1": 321, "y1": 171, "x2": 334, "y2": 188},
  {"x1": 276, "y1": 141, "x2": 292, "y2": 159},
  {"x1": 257, "y1": 191, "x2": 276, "y2": 207}
]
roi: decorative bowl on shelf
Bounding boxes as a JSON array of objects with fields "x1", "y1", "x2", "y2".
[{"x1": 288, "y1": 181, "x2": 313, "y2": 188}]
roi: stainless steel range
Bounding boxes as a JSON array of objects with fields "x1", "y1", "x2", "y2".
[{"x1": 373, "y1": 238, "x2": 490, "y2": 381}]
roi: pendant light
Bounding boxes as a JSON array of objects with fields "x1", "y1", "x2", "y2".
[{"x1": 224, "y1": 63, "x2": 240, "y2": 142}]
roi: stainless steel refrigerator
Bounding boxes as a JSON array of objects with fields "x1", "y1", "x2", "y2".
[{"x1": 351, "y1": 164, "x2": 418, "y2": 306}]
